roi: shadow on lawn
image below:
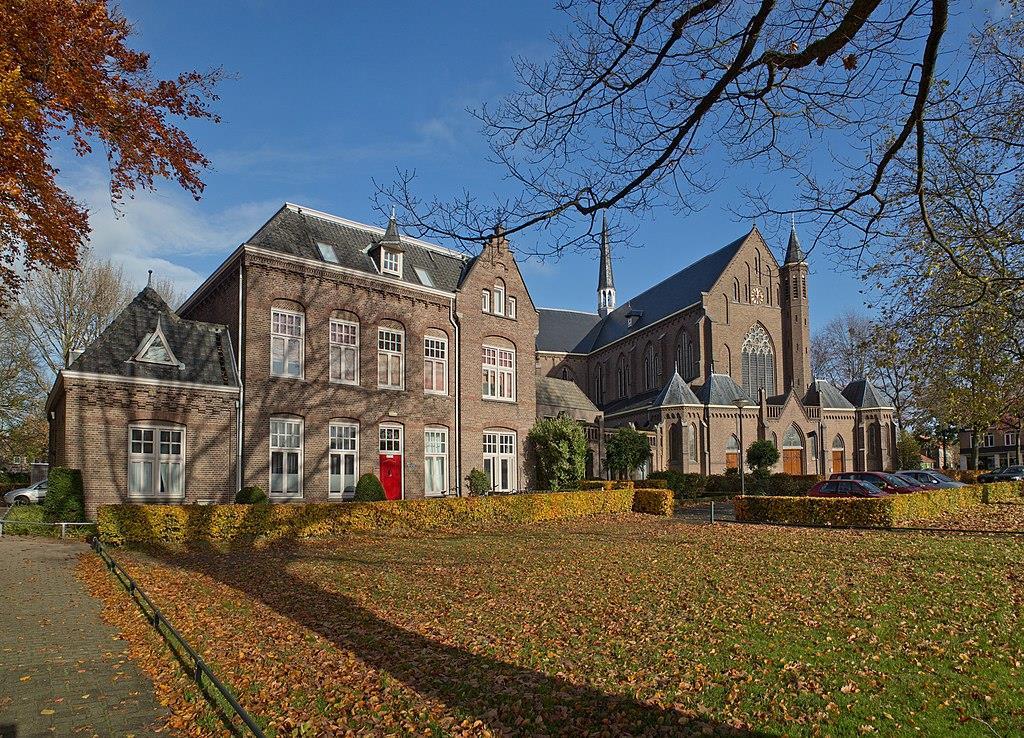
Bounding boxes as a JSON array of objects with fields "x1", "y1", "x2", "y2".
[{"x1": 130, "y1": 507, "x2": 771, "y2": 736}]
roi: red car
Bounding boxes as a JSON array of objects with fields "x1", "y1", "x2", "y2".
[
  {"x1": 830, "y1": 471, "x2": 926, "y2": 494},
  {"x1": 809, "y1": 479, "x2": 890, "y2": 498}
]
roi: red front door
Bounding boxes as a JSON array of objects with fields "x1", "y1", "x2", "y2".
[{"x1": 380, "y1": 453, "x2": 402, "y2": 500}]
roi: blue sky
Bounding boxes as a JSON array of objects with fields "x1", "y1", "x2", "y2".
[{"x1": 60, "y1": 0, "x2": 993, "y2": 329}]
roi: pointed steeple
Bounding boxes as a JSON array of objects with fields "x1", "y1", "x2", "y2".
[
  {"x1": 597, "y1": 214, "x2": 616, "y2": 317},
  {"x1": 380, "y1": 207, "x2": 402, "y2": 246},
  {"x1": 784, "y1": 217, "x2": 806, "y2": 264}
]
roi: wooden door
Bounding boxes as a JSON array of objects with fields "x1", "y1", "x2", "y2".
[
  {"x1": 783, "y1": 449, "x2": 804, "y2": 475},
  {"x1": 380, "y1": 453, "x2": 403, "y2": 500},
  {"x1": 725, "y1": 452, "x2": 739, "y2": 470},
  {"x1": 832, "y1": 450, "x2": 845, "y2": 473}
]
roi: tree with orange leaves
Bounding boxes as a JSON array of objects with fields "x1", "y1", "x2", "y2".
[{"x1": 0, "y1": 0, "x2": 222, "y2": 305}]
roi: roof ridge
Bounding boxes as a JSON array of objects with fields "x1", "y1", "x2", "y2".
[
  {"x1": 284, "y1": 202, "x2": 469, "y2": 260},
  {"x1": 538, "y1": 307, "x2": 600, "y2": 316}
]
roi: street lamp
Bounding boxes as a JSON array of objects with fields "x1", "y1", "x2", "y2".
[{"x1": 733, "y1": 397, "x2": 751, "y2": 495}]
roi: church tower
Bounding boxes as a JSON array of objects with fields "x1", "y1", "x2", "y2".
[
  {"x1": 597, "y1": 215, "x2": 616, "y2": 317},
  {"x1": 780, "y1": 222, "x2": 811, "y2": 393}
]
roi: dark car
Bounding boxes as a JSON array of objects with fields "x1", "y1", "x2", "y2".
[
  {"x1": 809, "y1": 479, "x2": 890, "y2": 498},
  {"x1": 895, "y1": 470, "x2": 966, "y2": 489},
  {"x1": 978, "y1": 466, "x2": 1024, "y2": 483},
  {"x1": 831, "y1": 471, "x2": 926, "y2": 494}
]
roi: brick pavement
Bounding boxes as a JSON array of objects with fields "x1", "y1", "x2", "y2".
[{"x1": 0, "y1": 537, "x2": 168, "y2": 737}]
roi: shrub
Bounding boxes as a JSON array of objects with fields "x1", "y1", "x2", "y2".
[
  {"x1": 578, "y1": 480, "x2": 635, "y2": 491},
  {"x1": 642, "y1": 478, "x2": 669, "y2": 489},
  {"x1": 234, "y1": 485, "x2": 268, "y2": 504},
  {"x1": 353, "y1": 473, "x2": 386, "y2": 502},
  {"x1": 97, "y1": 489, "x2": 637, "y2": 545},
  {"x1": 43, "y1": 467, "x2": 84, "y2": 522},
  {"x1": 895, "y1": 431, "x2": 923, "y2": 470},
  {"x1": 981, "y1": 481, "x2": 1023, "y2": 504},
  {"x1": 465, "y1": 468, "x2": 490, "y2": 496},
  {"x1": 705, "y1": 474, "x2": 742, "y2": 495},
  {"x1": 632, "y1": 488, "x2": 675, "y2": 515},
  {"x1": 647, "y1": 471, "x2": 708, "y2": 498},
  {"x1": 605, "y1": 427, "x2": 651, "y2": 478},
  {"x1": 527, "y1": 416, "x2": 587, "y2": 491},
  {"x1": 746, "y1": 440, "x2": 779, "y2": 473}
]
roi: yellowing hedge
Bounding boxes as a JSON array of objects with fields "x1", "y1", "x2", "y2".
[
  {"x1": 734, "y1": 483, "x2": 1022, "y2": 527},
  {"x1": 579, "y1": 480, "x2": 636, "y2": 491},
  {"x1": 632, "y1": 488, "x2": 675, "y2": 516},
  {"x1": 98, "y1": 488, "x2": 636, "y2": 545}
]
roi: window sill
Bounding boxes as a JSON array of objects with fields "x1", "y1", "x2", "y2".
[
  {"x1": 424, "y1": 390, "x2": 448, "y2": 397},
  {"x1": 269, "y1": 373, "x2": 306, "y2": 381},
  {"x1": 377, "y1": 385, "x2": 405, "y2": 392},
  {"x1": 127, "y1": 494, "x2": 186, "y2": 503},
  {"x1": 329, "y1": 379, "x2": 361, "y2": 387},
  {"x1": 269, "y1": 493, "x2": 304, "y2": 501},
  {"x1": 482, "y1": 397, "x2": 517, "y2": 404}
]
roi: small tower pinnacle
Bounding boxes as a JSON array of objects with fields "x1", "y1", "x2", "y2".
[
  {"x1": 784, "y1": 218, "x2": 807, "y2": 264},
  {"x1": 597, "y1": 214, "x2": 616, "y2": 317}
]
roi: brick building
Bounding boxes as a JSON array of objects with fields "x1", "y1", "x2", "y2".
[
  {"x1": 536, "y1": 221, "x2": 897, "y2": 476},
  {"x1": 48, "y1": 202, "x2": 895, "y2": 516}
]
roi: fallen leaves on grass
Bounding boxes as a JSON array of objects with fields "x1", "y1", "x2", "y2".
[{"x1": 79, "y1": 515, "x2": 1024, "y2": 736}]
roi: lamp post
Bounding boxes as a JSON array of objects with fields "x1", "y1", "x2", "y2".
[{"x1": 733, "y1": 397, "x2": 751, "y2": 495}]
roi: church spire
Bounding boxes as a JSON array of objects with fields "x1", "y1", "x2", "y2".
[
  {"x1": 784, "y1": 217, "x2": 807, "y2": 264},
  {"x1": 597, "y1": 214, "x2": 616, "y2": 317}
]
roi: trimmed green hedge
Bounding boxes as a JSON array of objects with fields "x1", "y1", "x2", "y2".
[
  {"x1": 98, "y1": 488, "x2": 637, "y2": 545},
  {"x1": 735, "y1": 483, "x2": 1023, "y2": 527},
  {"x1": 632, "y1": 488, "x2": 675, "y2": 516},
  {"x1": 579, "y1": 480, "x2": 635, "y2": 491},
  {"x1": 43, "y1": 468, "x2": 85, "y2": 522}
]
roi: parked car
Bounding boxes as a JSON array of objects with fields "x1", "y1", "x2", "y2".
[
  {"x1": 809, "y1": 479, "x2": 890, "y2": 498},
  {"x1": 978, "y1": 466, "x2": 1024, "y2": 483},
  {"x1": 2, "y1": 478, "x2": 47, "y2": 505},
  {"x1": 895, "y1": 470, "x2": 965, "y2": 489},
  {"x1": 831, "y1": 471, "x2": 926, "y2": 494}
]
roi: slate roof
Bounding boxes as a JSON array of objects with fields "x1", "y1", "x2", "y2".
[
  {"x1": 536, "y1": 231, "x2": 749, "y2": 354},
  {"x1": 602, "y1": 388, "x2": 663, "y2": 417},
  {"x1": 695, "y1": 373, "x2": 754, "y2": 406},
  {"x1": 842, "y1": 379, "x2": 894, "y2": 409},
  {"x1": 785, "y1": 223, "x2": 806, "y2": 264},
  {"x1": 804, "y1": 379, "x2": 855, "y2": 409},
  {"x1": 536, "y1": 376, "x2": 600, "y2": 415},
  {"x1": 248, "y1": 204, "x2": 469, "y2": 292},
  {"x1": 68, "y1": 287, "x2": 238, "y2": 387},
  {"x1": 536, "y1": 309, "x2": 603, "y2": 353},
  {"x1": 652, "y1": 371, "x2": 701, "y2": 407}
]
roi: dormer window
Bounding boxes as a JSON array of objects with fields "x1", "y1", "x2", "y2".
[
  {"x1": 626, "y1": 309, "x2": 643, "y2": 329},
  {"x1": 317, "y1": 242, "x2": 339, "y2": 264},
  {"x1": 381, "y1": 249, "x2": 402, "y2": 276},
  {"x1": 132, "y1": 319, "x2": 180, "y2": 367}
]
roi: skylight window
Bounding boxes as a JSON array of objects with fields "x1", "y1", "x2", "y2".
[
  {"x1": 133, "y1": 321, "x2": 180, "y2": 367},
  {"x1": 317, "y1": 242, "x2": 339, "y2": 264},
  {"x1": 414, "y1": 267, "x2": 435, "y2": 287},
  {"x1": 140, "y1": 338, "x2": 172, "y2": 364}
]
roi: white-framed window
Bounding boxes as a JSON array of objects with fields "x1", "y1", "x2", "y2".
[
  {"x1": 329, "y1": 422, "x2": 358, "y2": 499},
  {"x1": 128, "y1": 425, "x2": 185, "y2": 498},
  {"x1": 483, "y1": 431, "x2": 517, "y2": 493},
  {"x1": 329, "y1": 319, "x2": 359, "y2": 385},
  {"x1": 1005, "y1": 432, "x2": 1016, "y2": 447},
  {"x1": 482, "y1": 289, "x2": 491, "y2": 313},
  {"x1": 507, "y1": 296, "x2": 517, "y2": 319},
  {"x1": 270, "y1": 308, "x2": 303, "y2": 378},
  {"x1": 270, "y1": 418, "x2": 302, "y2": 496},
  {"x1": 424, "y1": 427, "x2": 448, "y2": 496},
  {"x1": 482, "y1": 345, "x2": 515, "y2": 401},
  {"x1": 984, "y1": 433, "x2": 995, "y2": 448},
  {"x1": 378, "y1": 327, "x2": 404, "y2": 389},
  {"x1": 493, "y1": 281, "x2": 505, "y2": 316},
  {"x1": 381, "y1": 248, "x2": 402, "y2": 276},
  {"x1": 380, "y1": 425, "x2": 403, "y2": 453},
  {"x1": 423, "y1": 335, "x2": 448, "y2": 395}
]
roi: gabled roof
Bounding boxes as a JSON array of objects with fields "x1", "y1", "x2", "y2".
[
  {"x1": 248, "y1": 204, "x2": 469, "y2": 292},
  {"x1": 695, "y1": 373, "x2": 754, "y2": 406},
  {"x1": 536, "y1": 308, "x2": 603, "y2": 353},
  {"x1": 601, "y1": 388, "x2": 663, "y2": 417},
  {"x1": 842, "y1": 379, "x2": 894, "y2": 409},
  {"x1": 68, "y1": 287, "x2": 238, "y2": 387},
  {"x1": 652, "y1": 370, "x2": 701, "y2": 407},
  {"x1": 536, "y1": 376, "x2": 600, "y2": 415},
  {"x1": 804, "y1": 379, "x2": 855, "y2": 409}
]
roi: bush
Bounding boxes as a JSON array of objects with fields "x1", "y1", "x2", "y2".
[
  {"x1": 234, "y1": 486, "x2": 268, "y2": 504},
  {"x1": 43, "y1": 467, "x2": 84, "y2": 522},
  {"x1": 97, "y1": 489, "x2": 637, "y2": 545},
  {"x1": 605, "y1": 427, "x2": 651, "y2": 478},
  {"x1": 354, "y1": 473, "x2": 386, "y2": 502},
  {"x1": 981, "y1": 481, "x2": 1023, "y2": 504},
  {"x1": 465, "y1": 468, "x2": 490, "y2": 496},
  {"x1": 632, "y1": 488, "x2": 675, "y2": 515},
  {"x1": 578, "y1": 480, "x2": 635, "y2": 491},
  {"x1": 527, "y1": 416, "x2": 587, "y2": 491},
  {"x1": 642, "y1": 478, "x2": 670, "y2": 489},
  {"x1": 746, "y1": 440, "x2": 780, "y2": 472},
  {"x1": 647, "y1": 470, "x2": 708, "y2": 498},
  {"x1": 896, "y1": 431, "x2": 923, "y2": 470},
  {"x1": 705, "y1": 474, "x2": 742, "y2": 495}
]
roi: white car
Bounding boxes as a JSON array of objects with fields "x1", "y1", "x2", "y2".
[{"x1": 3, "y1": 479, "x2": 47, "y2": 505}]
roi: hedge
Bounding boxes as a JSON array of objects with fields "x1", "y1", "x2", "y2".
[
  {"x1": 98, "y1": 488, "x2": 637, "y2": 545},
  {"x1": 735, "y1": 483, "x2": 1023, "y2": 527},
  {"x1": 579, "y1": 480, "x2": 635, "y2": 491},
  {"x1": 632, "y1": 488, "x2": 675, "y2": 516},
  {"x1": 43, "y1": 468, "x2": 85, "y2": 523}
]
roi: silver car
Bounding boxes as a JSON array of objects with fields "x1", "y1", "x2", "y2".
[
  {"x1": 2, "y1": 479, "x2": 47, "y2": 505},
  {"x1": 895, "y1": 470, "x2": 965, "y2": 489}
]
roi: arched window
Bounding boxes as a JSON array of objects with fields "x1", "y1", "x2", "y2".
[
  {"x1": 493, "y1": 279, "x2": 506, "y2": 315},
  {"x1": 741, "y1": 324, "x2": 775, "y2": 398},
  {"x1": 725, "y1": 434, "x2": 740, "y2": 470},
  {"x1": 616, "y1": 355, "x2": 629, "y2": 398},
  {"x1": 561, "y1": 367, "x2": 569, "y2": 380},
  {"x1": 643, "y1": 343, "x2": 655, "y2": 390},
  {"x1": 669, "y1": 424, "x2": 682, "y2": 462},
  {"x1": 771, "y1": 431, "x2": 778, "y2": 448},
  {"x1": 754, "y1": 251, "x2": 762, "y2": 284},
  {"x1": 676, "y1": 333, "x2": 696, "y2": 381},
  {"x1": 688, "y1": 423, "x2": 698, "y2": 463},
  {"x1": 733, "y1": 278, "x2": 741, "y2": 301},
  {"x1": 592, "y1": 366, "x2": 604, "y2": 403}
]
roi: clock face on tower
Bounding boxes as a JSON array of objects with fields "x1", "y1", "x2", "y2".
[{"x1": 750, "y1": 286, "x2": 765, "y2": 304}]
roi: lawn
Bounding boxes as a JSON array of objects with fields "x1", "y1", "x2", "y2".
[{"x1": 79, "y1": 514, "x2": 1024, "y2": 736}]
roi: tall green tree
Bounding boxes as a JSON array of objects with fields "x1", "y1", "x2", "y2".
[
  {"x1": 527, "y1": 416, "x2": 587, "y2": 491},
  {"x1": 605, "y1": 426, "x2": 651, "y2": 479}
]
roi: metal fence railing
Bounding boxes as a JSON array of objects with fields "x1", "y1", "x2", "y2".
[
  {"x1": 92, "y1": 538, "x2": 266, "y2": 737},
  {"x1": 0, "y1": 519, "x2": 97, "y2": 538}
]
